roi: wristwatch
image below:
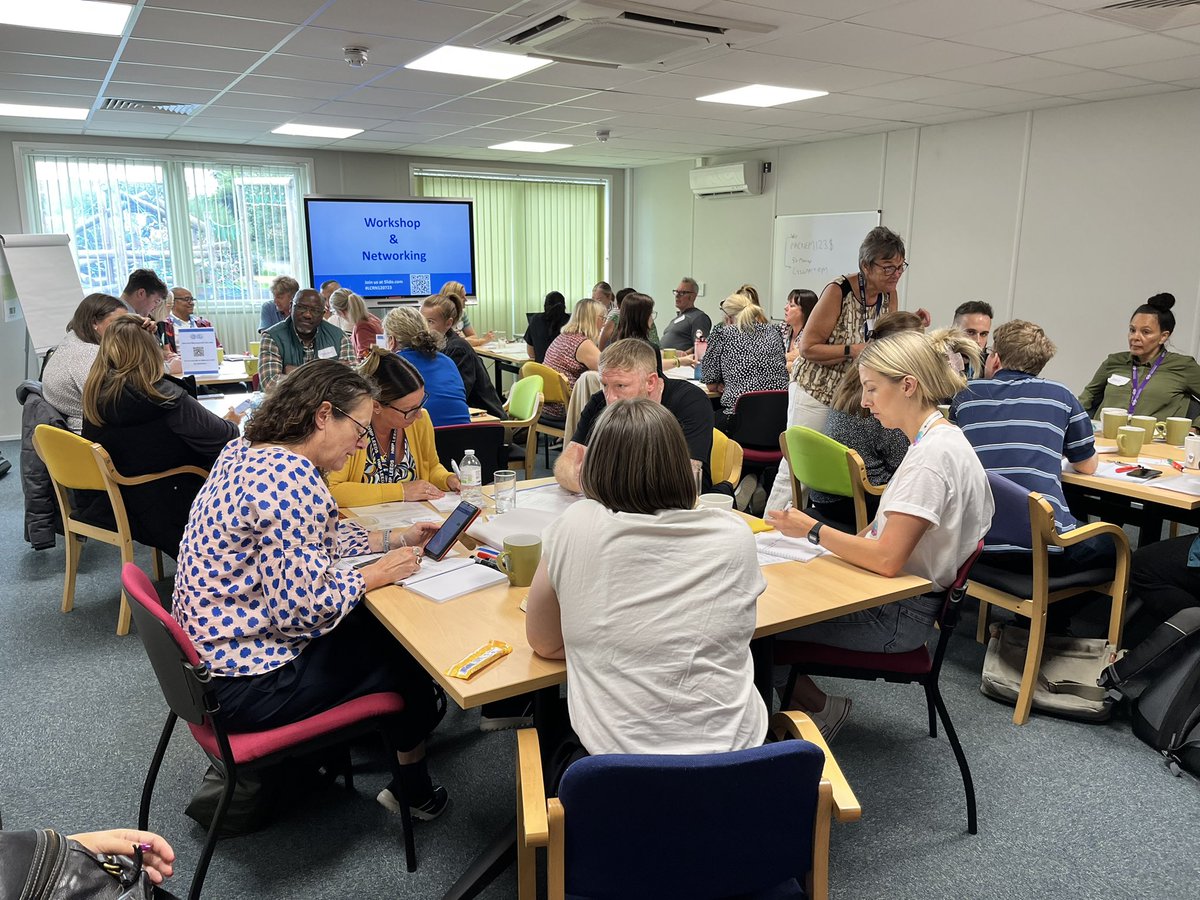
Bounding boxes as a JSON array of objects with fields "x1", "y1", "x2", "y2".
[
  {"x1": 843, "y1": 344, "x2": 851, "y2": 358},
  {"x1": 807, "y1": 521, "x2": 823, "y2": 546}
]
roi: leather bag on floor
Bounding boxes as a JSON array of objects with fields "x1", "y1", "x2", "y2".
[
  {"x1": 980, "y1": 623, "x2": 1120, "y2": 722},
  {"x1": 0, "y1": 829, "x2": 180, "y2": 900}
]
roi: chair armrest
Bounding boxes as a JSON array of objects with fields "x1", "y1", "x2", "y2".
[
  {"x1": 770, "y1": 711, "x2": 861, "y2": 823},
  {"x1": 110, "y1": 465, "x2": 210, "y2": 486},
  {"x1": 1051, "y1": 519, "x2": 1130, "y2": 552},
  {"x1": 516, "y1": 728, "x2": 549, "y2": 847}
]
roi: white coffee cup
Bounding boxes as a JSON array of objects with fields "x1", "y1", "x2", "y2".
[
  {"x1": 697, "y1": 493, "x2": 734, "y2": 511},
  {"x1": 1186, "y1": 434, "x2": 1200, "y2": 469}
]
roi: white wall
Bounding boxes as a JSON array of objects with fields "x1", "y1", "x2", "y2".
[
  {"x1": 0, "y1": 133, "x2": 626, "y2": 436},
  {"x1": 629, "y1": 88, "x2": 1200, "y2": 389}
]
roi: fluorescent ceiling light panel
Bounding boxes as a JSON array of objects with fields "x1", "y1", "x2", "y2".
[
  {"x1": 0, "y1": 103, "x2": 89, "y2": 120},
  {"x1": 696, "y1": 84, "x2": 828, "y2": 108},
  {"x1": 489, "y1": 140, "x2": 571, "y2": 153},
  {"x1": 272, "y1": 123, "x2": 363, "y2": 139},
  {"x1": 0, "y1": 0, "x2": 133, "y2": 36},
  {"x1": 406, "y1": 46, "x2": 552, "y2": 81}
]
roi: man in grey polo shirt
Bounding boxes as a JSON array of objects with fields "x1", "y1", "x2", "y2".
[{"x1": 659, "y1": 276, "x2": 712, "y2": 351}]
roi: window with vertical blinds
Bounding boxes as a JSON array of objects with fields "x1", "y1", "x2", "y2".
[
  {"x1": 413, "y1": 170, "x2": 607, "y2": 338},
  {"x1": 22, "y1": 148, "x2": 310, "y2": 312}
]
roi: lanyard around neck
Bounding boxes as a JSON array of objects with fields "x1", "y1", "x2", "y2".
[
  {"x1": 1129, "y1": 351, "x2": 1166, "y2": 414},
  {"x1": 913, "y1": 410, "x2": 943, "y2": 445},
  {"x1": 856, "y1": 272, "x2": 884, "y2": 341}
]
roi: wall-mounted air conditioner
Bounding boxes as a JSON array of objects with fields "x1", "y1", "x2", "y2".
[{"x1": 689, "y1": 162, "x2": 762, "y2": 198}]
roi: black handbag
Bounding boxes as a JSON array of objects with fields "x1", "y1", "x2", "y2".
[{"x1": 0, "y1": 830, "x2": 179, "y2": 900}]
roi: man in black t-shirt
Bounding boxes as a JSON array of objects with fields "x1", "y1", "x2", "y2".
[
  {"x1": 659, "y1": 275, "x2": 713, "y2": 351},
  {"x1": 555, "y1": 338, "x2": 714, "y2": 493}
]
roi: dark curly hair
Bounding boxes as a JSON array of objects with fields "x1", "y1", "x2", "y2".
[{"x1": 244, "y1": 360, "x2": 377, "y2": 445}]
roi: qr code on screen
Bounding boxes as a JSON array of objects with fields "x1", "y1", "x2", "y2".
[{"x1": 410, "y1": 274, "x2": 431, "y2": 295}]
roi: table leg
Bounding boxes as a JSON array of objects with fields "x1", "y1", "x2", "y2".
[
  {"x1": 493, "y1": 358, "x2": 504, "y2": 393},
  {"x1": 440, "y1": 687, "x2": 562, "y2": 900}
]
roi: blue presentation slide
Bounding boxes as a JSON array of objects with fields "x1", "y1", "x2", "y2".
[{"x1": 305, "y1": 198, "x2": 475, "y2": 298}]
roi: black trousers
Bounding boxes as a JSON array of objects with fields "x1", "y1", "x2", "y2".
[
  {"x1": 212, "y1": 605, "x2": 444, "y2": 752},
  {"x1": 1127, "y1": 535, "x2": 1200, "y2": 646}
]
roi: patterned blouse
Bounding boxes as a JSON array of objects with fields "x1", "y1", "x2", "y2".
[
  {"x1": 701, "y1": 322, "x2": 788, "y2": 415},
  {"x1": 543, "y1": 331, "x2": 590, "y2": 419},
  {"x1": 363, "y1": 426, "x2": 417, "y2": 484},
  {"x1": 172, "y1": 439, "x2": 372, "y2": 678},
  {"x1": 792, "y1": 277, "x2": 885, "y2": 407}
]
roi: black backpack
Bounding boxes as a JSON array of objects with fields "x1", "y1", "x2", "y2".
[{"x1": 1100, "y1": 608, "x2": 1200, "y2": 777}]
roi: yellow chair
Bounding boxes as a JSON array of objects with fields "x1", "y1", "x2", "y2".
[
  {"x1": 505, "y1": 375, "x2": 545, "y2": 480},
  {"x1": 779, "y1": 426, "x2": 880, "y2": 531},
  {"x1": 968, "y1": 483, "x2": 1131, "y2": 725},
  {"x1": 31, "y1": 424, "x2": 206, "y2": 635},
  {"x1": 515, "y1": 711, "x2": 859, "y2": 900},
  {"x1": 710, "y1": 429, "x2": 743, "y2": 488},
  {"x1": 521, "y1": 361, "x2": 573, "y2": 468}
]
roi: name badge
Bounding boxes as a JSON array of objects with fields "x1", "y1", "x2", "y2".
[
  {"x1": 673, "y1": 314, "x2": 686, "y2": 325},
  {"x1": 1108, "y1": 374, "x2": 1131, "y2": 386},
  {"x1": 317, "y1": 346, "x2": 338, "y2": 360}
]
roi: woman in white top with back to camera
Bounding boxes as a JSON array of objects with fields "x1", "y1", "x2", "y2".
[
  {"x1": 526, "y1": 397, "x2": 768, "y2": 762},
  {"x1": 768, "y1": 330, "x2": 994, "y2": 739}
]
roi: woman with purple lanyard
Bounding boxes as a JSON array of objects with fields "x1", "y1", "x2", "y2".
[
  {"x1": 764, "y1": 226, "x2": 931, "y2": 513},
  {"x1": 1079, "y1": 292, "x2": 1200, "y2": 427},
  {"x1": 767, "y1": 331, "x2": 992, "y2": 739}
]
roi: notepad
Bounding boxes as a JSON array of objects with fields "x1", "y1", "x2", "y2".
[
  {"x1": 516, "y1": 483, "x2": 582, "y2": 516},
  {"x1": 755, "y1": 532, "x2": 830, "y2": 564},
  {"x1": 467, "y1": 507, "x2": 560, "y2": 548},
  {"x1": 349, "y1": 501, "x2": 441, "y2": 530},
  {"x1": 405, "y1": 561, "x2": 509, "y2": 603}
]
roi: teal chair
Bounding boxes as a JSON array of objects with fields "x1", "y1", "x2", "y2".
[
  {"x1": 778, "y1": 426, "x2": 880, "y2": 533},
  {"x1": 505, "y1": 375, "x2": 544, "y2": 480}
]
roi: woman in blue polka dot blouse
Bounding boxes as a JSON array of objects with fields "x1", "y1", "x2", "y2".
[{"x1": 172, "y1": 360, "x2": 450, "y2": 820}]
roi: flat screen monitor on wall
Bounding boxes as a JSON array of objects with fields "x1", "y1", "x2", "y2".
[{"x1": 303, "y1": 196, "x2": 476, "y2": 300}]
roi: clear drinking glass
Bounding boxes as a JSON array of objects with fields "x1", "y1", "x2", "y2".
[
  {"x1": 691, "y1": 459, "x2": 703, "y2": 496},
  {"x1": 493, "y1": 330, "x2": 508, "y2": 345},
  {"x1": 493, "y1": 470, "x2": 518, "y2": 514}
]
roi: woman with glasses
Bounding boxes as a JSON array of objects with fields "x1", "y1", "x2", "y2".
[
  {"x1": 172, "y1": 360, "x2": 450, "y2": 821},
  {"x1": 329, "y1": 347, "x2": 462, "y2": 505},
  {"x1": 700, "y1": 292, "x2": 788, "y2": 430},
  {"x1": 382, "y1": 306, "x2": 471, "y2": 426},
  {"x1": 765, "y1": 227, "x2": 930, "y2": 511}
]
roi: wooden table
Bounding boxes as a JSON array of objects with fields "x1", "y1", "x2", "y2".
[
  {"x1": 474, "y1": 342, "x2": 529, "y2": 392},
  {"x1": 1063, "y1": 437, "x2": 1200, "y2": 545},
  {"x1": 663, "y1": 364, "x2": 721, "y2": 400},
  {"x1": 194, "y1": 359, "x2": 253, "y2": 386}
]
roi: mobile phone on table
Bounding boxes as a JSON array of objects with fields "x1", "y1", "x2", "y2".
[
  {"x1": 234, "y1": 398, "x2": 254, "y2": 415},
  {"x1": 422, "y1": 501, "x2": 482, "y2": 561},
  {"x1": 1126, "y1": 467, "x2": 1162, "y2": 480}
]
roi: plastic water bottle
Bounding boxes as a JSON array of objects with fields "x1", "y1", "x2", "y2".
[
  {"x1": 460, "y1": 449, "x2": 483, "y2": 507},
  {"x1": 693, "y1": 329, "x2": 707, "y2": 380}
]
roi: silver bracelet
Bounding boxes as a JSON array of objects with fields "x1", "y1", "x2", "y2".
[{"x1": 382, "y1": 530, "x2": 391, "y2": 552}]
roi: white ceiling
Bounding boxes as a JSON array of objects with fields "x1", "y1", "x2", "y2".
[{"x1": 4, "y1": 0, "x2": 1200, "y2": 167}]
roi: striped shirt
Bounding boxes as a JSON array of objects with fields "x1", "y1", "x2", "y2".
[{"x1": 951, "y1": 370, "x2": 1094, "y2": 548}]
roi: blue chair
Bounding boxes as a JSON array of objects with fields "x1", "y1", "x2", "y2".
[{"x1": 515, "y1": 712, "x2": 860, "y2": 900}]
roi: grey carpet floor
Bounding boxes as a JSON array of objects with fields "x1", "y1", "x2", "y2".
[{"x1": 1, "y1": 438, "x2": 1198, "y2": 899}]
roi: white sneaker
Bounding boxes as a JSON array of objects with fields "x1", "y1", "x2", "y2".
[
  {"x1": 735, "y1": 475, "x2": 758, "y2": 511},
  {"x1": 809, "y1": 695, "x2": 852, "y2": 742}
]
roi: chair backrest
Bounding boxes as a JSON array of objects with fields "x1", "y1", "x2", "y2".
[
  {"x1": 507, "y1": 374, "x2": 544, "y2": 421},
  {"x1": 32, "y1": 424, "x2": 106, "y2": 492},
  {"x1": 521, "y1": 361, "x2": 570, "y2": 407},
  {"x1": 983, "y1": 471, "x2": 1037, "y2": 552},
  {"x1": 433, "y1": 423, "x2": 508, "y2": 484},
  {"x1": 557, "y1": 741, "x2": 826, "y2": 900},
  {"x1": 781, "y1": 426, "x2": 855, "y2": 499},
  {"x1": 121, "y1": 563, "x2": 212, "y2": 727},
  {"x1": 711, "y1": 429, "x2": 743, "y2": 487},
  {"x1": 727, "y1": 390, "x2": 788, "y2": 451}
]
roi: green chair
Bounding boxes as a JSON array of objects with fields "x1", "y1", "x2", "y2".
[
  {"x1": 778, "y1": 426, "x2": 880, "y2": 533},
  {"x1": 505, "y1": 375, "x2": 544, "y2": 480}
]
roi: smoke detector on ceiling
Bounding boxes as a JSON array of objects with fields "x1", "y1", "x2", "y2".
[
  {"x1": 344, "y1": 46, "x2": 368, "y2": 67},
  {"x1": 489, "y1": 0, "x2": 773, "y2": 69}
]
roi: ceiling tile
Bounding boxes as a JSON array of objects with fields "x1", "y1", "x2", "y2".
[
  {"x1": 514, "y1": 63, "x2": 653, "y2": 91},
  {"x1": 928, "y1": 85, "x2": 1051, "y2": 108},
  {"x1": 938, "y1": 55, "x2": 1087, "y2": 85},
  {"x1": 403, "y1": 109, "x2": 503, "y2": 126},
  {"x1": 849, "y1": 75, "x2": 981, "y2": 101},
  {"x1": 1074, "y1": 83, "x2": 1186, "y2": 102},
  {"x1": 0, "y1": 30, "x2": 118, "y2": 58},
  {"x1": 122, "y1": 39, "x2": 263, "y2": 73},
  {"x1": 194, "y1": 105, "x2": 299, "y2": 122},
  {"x1": 864, "y1": 40, "x2": 1014, "y2": 75},
  {"x1": 953, "y1": 12, "x2": 1142, "y2": 54},
  {"x1": 0, "y1": 74, "x2": 100, "y2": 96},
  {"x1": 668, "y1": 48, "x2": 827, "y2": 84},
  {"x1": 311, "y1": 0, "x2": 494, "y2": 42},
  {"x1": 131, "y1": 8, "x2": 299, "y2": 52},
  {"x1": 1011, "y1": 69, "x2": 1151, "y2": 95},
  {"x1": 978, "y1": 95, "x2": 1077, "y2": 114},
  {"x1": 431, "y1": 97, "x2": 544, "y2": 116},
  {"x1": 1112, "y1": 55, "x2": 1200, "y2": 83},
  {"x1": 251, "y1": 54, "x2": 393, "y2": 85},
  {"x1": 1166, "y1": 23, "x2": 1200, "y2": 44},
  {"x1": 472, "y1": 82, "x2": 596, "y2": 105},
  {"x1": 113, "y1": 62, "x2": 240, "y2": 91},
  {"x1": 236, "y1": 74, "x2": 351, "y2": 100},
  {"x1": 0, "y1": 52, "x2": 108, "y2": 79},
  {"x1": 209, "y1": 92, "x2": 325, "y2": 112},
  {"x1": 848, "y1": 0, "x2": 1053, "y2": 39},
  {"x1": 354, "y1": 87, "x2": 461, "y2": 109},
  {"x1": 1037, "y1": 33, "x2": 1200, "y2": 70},
  {"x1": 104, "y1": 83, "x2": 217, "y2": 104},
  {"x1": 372, "y1": 67, "x2": 498, "y2": 94},
  {"x1": 278, "y1": 27, "x2": 436, "y2": 69},
  {"x1": 518, "y1": 106, "x2": 618, "y2": 125},
  {"x1": 147, "y1": 0, "x2": 327, "y2": 24},
  {"x1": 311, "y1": 100, "x2": 418, "y2": 119},
  {"x1": 752, "y1": 22, "x2": 930, "y2": 66}
]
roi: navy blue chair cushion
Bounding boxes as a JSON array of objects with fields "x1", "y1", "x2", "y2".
[
  {"x1": 983, "y1": 471, "x2": 1037, "y2": 553},
  {"x1": 557, "y1": 741, "x2": 824, "y2": 900}
]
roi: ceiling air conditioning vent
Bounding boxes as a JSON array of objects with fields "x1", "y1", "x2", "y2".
[
  {"x1": 1088, "y1": 0, "x2": 1200, "y2": 30},
  {"x1": 101, "y1": 98, "x2": 201, "y2": 116},
  {"x1": 690, "y1": 161, "x2": 762, "y2": 199},
  {"x1": 492, "y1": 0, "x2": 773, "y2": 69}
]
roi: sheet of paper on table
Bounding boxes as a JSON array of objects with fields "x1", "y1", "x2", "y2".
[
  {"x1": 468, "y1": 507, "x2": 560, "y2": 549},
  {"x1": 332, "y1": 551, "x2": 383, "y2": 573},
  {"x1": 349, "y1": 501, "x2": 442, "y2": 529},
  {"x1": 1149, "y1": 473, "x2": 1200, "y2": 496},
  {"x1": 429, "y1": 493, "x2": 462, "y2": 513},
  {"x1": 515, "y1": 483, "x2": 582, "y2": 516},
  {"x1": 405, "y1": 560, "x2": 509, "y2": 603},
  {"x1": 755, "y1": 532, "x2": 830, "y2": 564}
]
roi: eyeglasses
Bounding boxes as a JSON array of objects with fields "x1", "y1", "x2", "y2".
[
  {"x1": 388, "y1": 396, "x2": 427, "y2": 419},
  {"x1": 332, "y1": 406, "x2": 371, "y2": 440},
  {"x1": 672, "y1": 289, "x2": 696, "y2": 297},
  {"x1": 871, "y1": 261, "x2": 910, "y2": 276},
  {"x1": 294, "y1": 303, "x2": 325, "y2": 315}
]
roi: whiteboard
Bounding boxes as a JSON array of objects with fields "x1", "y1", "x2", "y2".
[
  {"x1": 0, "y1": 233, "x2": 86, "y2": 355},
  {"x1": 769, "y1": 211, "x2": 880, "y2": 319}
]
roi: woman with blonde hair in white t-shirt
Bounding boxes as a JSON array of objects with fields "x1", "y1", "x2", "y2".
[
  {"x1": 767, "y1": 330, "x2": 993, "y2": 739},
  {"x1": 526, "y1": 397, "x2": 768, "y2": 765}
]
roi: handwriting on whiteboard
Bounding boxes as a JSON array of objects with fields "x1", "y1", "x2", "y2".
[{"x1": 785, "y1": 235, "x2": 836, "y2": 277}]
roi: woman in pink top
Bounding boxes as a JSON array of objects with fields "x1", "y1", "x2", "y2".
[
  {"x1": 542, "y1": 298, "x2": 606, "y2": 419},
  {"x1": 337, "y1": 289, "x2": 383, "y2": 358}
]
